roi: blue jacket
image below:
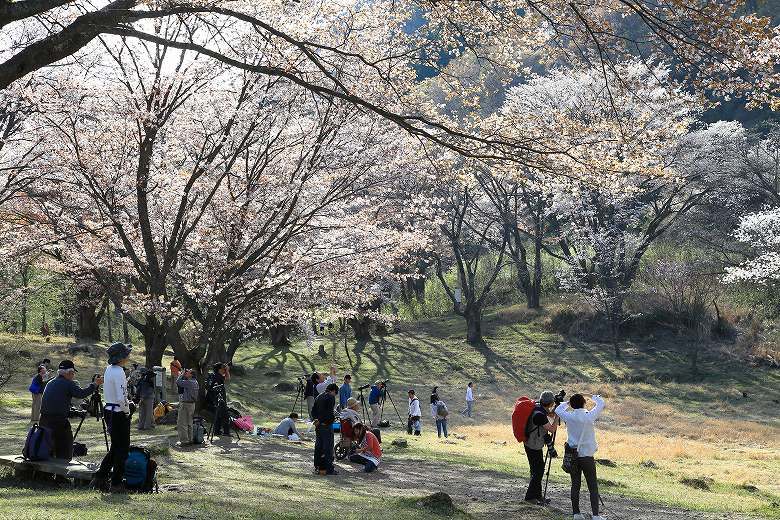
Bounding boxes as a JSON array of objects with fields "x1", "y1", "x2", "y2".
[
  {"x1": 40, "y1": 376, "x2": 97, "y2": 418},
  {"x1": 339, "y1": 383, "x2": 352, "y2": 408},
  {"x1": 369, "y1": 385, "x2": 383, "y2": 405}
]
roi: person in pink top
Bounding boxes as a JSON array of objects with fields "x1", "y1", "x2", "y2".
[{"x1": 349, "y1": 423, "x2": 382, "y2": 473}]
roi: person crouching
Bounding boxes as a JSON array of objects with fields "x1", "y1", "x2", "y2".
[{"x1": 349, "y1": 423, "x2": 382, "y2": 473}]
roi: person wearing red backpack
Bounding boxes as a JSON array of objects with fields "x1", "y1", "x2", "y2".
[{"x1": 522, "y1": 391, "x2": 559, "y2": 505}]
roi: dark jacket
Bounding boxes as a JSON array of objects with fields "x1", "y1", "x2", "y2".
[
  {"x1": 205, "y1": 372, "x2": 226, "y2": 406},
  {"x1": 40, "y1": 376, "x2": 97, "y2": 418},
  {"x1": 312, "y1": 391, "x2": 336, "y2": 425},
  {"x1": 525, "y1": 404, "x2": 550, "y2": 451}
]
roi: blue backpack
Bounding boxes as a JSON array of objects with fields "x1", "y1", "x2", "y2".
[
  {"x1": 124, "y1": 446, "x2": 158, "y2": 492},
  {"x1": 22, "y1": 424, "x2": 52, "y2": 461}
]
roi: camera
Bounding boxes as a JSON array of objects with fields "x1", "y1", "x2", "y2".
[
  {"x1": 379, "y1": 379, "x2": 389, "y2": 386},
  {"x1": 554, "y1": 389, "x2": 566, "y2": 405},
  {"x1": 358, "y1": 384, "x2": 371, "y2": 391},
  {"x1": 68, "y1": 406, "x2": 87, "y2": 419}
]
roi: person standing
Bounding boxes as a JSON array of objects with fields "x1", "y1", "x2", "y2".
[
  {"x1": 407, "y1": 389, "x2": 422, "y2": 436},
  {"x1": 92, "y1": 343, "x2": 132, "y2": 492},
  {"x1": 433, "y1": 396, "x2": 449, "y2": 438},
  {"x1": 304, "y1": 373, "x2": 317, "y2": 420},
  {"x1": 135, "y1": 367, "x2": 155, "y2": 431},
  {"x1": 461, "y1": 382, "x2": 475, "y2": 418},
  {"x1": 205, "y1": 363, "x2": 232, "y2": 436},
  {"x1": 339, "y1": 374, "x2": 352, "y2": 410},
  {"x1": 316, "y1": 365, "x2": 337, "y2": 395},
  {"x1": 368, "y1": 381, "x2": 385, "y2": 428},
  {"x1": 176, "y1": 368, "x2": 199, "y2": 445},
  {"x1": 430, "y1": 386, "x2": 439, "y2": 421},
  {"x1": 523, "y1": 391, "x2": 559, "y2": 505},
  {"x1": 312, "y1": 383, "x2": 339, "y2": 475},
  {"x1": 169, "y1": 356, "x2": 182, "y2": 396},
  {"x1": 555, "y1": 394, "x2": 606, "y2": 520},
  {"x1": 29, "y1": 364, "x2": 47, "y2": 423},
  {"x1": 39, "y1": 360, "x2": 101, "y2": 460},
  {"x1": 349, "y1": 423, "x2": 382, "y2": 473}
]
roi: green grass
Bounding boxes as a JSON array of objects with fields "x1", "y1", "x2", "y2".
[{"x1": 0, "y1": 301, "x2": 778, "y2": 519}]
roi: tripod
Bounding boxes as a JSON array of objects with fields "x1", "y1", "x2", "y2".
[
  {"x1": 207, "y1": 394, "x2": 240, "y2": 442},
  {"x1": 378, "y1": 385, "x2": 404, "y2": 426},
  {"x1": 72, "y1": 389, "x2": 109, "y2": 451},
  {"x1": 542, "y1": 428, "x2": 557, "y2": 503},
  {"x1": 290, "y1": 377, "x2": 306, "y2": 417},
  {"x1": 356, "y1": 387, "x2": 369, "y2": 424}
]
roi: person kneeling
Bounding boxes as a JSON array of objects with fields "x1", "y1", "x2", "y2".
[
  {"x1": 274, "y1": 413, "x2": 302, "y2": 439},
  {"x1": 348, "y1": 423, "x2": 381, "y2": 473}
]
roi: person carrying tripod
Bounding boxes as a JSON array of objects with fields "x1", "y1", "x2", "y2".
[
  {"x1": 523, "y1": 391, "x2": 559, "y2": 505},
  {"x1": 206, "y1": 363, "x2": 231, "y2": 437}
]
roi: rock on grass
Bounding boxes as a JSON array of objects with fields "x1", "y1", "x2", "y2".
[{"x1": 417, "y1": 492, "x2": 455, "y2": 516}]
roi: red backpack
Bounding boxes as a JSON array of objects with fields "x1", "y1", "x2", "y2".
[{"x1": 512, "y1": 396, "x2": 536, "y2": 443}]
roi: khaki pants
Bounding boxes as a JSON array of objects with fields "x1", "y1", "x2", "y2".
[
  {"x1": 177, "y1": 402, "x2": 195, "y2": 444},
  {"x1": 31, "y1": 393, "x2": 42, "y2": 422},
  {"x1": 370, "y1": 403, "x2": 381, "y2": 427}
]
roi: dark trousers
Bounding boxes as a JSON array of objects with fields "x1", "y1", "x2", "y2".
[
  {"x1": 38, "y1": 415, "x2": 73, "y2": 460},
  {"x1": 524, "y1": 446, "x2": 545, "y2": 501},
  {"x1": 96, "y1": 411, "x2": 131, "y2": 486},
  {"x1": 314, "y1": 424, "x2": 334, "y2": 472},
  {"x1": 571, "y1": 456, "x2": 600, "y2": 516},
  {"x1": 212, "y1": 403, "x2": 231, "y2": 435},
  {"x1": 349, "y1": 453, "x2": 377, "y2": 473}
]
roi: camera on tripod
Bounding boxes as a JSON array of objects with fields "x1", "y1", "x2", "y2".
[{"x1": 553, "y1": 389, "x2": 566, "y2": 405}]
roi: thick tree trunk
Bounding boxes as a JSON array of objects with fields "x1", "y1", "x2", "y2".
[
  {"x1": 75, "y1": 303, "x2": 100, "y2": 342},
  {"x1": 464, "y1": 306, "x2": 483, "y2": 345},
  {"x1": 348, "y1": 316, "x2": 372, "y2": 342},
  {"x1": 226, "y1": 332, "x2": 242, "y2": 362},
  {"x1": 269, "y1": 324, "x2": 292, "y2": 347},
  {"x1": 143, "y1": 316, "x2": 168, "y2": 368}
]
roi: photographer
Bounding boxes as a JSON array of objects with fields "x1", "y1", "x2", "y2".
[
  {"x1": 315, "y1": 365, "x2": 337, "y2": 395},
  {"x1": 368, "y1": 381, "x2": 385, "y2": 428},
  {"x1": 304, "y1": 373, "x2": 317, "y2": 420},
  {"x1": 92, "y1": 342, "x2": 133, "y2": 492},
  {"x1": 555, "y1": 394, "x2": 606, "y2": 520},
  {"x1": 523, "y1": 391, "x2": 559, "y2": 505},
  {"x1": 407, "y1": 389, "x2": 421, "y2": 436},
  {"x1": 312, "y1": 383, "x2": 339, "y2": 475},
  {"x1": 39, "y1": 360, "x2": 102, "y2": 460},
  {"x1": 29, "y1": 364, "x2": 47, "y2": 423},
  {"x1": 136, "y1": 367, "x2": 155, "y2": 431},
  {"x1": 339, "y1": 374, "x2": 352, "y2": 410},
  {"x1": 176, "y1": 368, "x2": 199, "y2": 445},
  {"x1": 205, "y1": 363, "x2": 231, "y2": 436}
]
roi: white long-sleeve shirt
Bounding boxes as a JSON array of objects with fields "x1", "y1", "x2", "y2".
[
  {"x1": 465, "y1": 386, "x2": 474, "y2": 402},
  {"x1": 103, "y1": 364, "x2": 130, "y2": 414},
  {"x1": 408, "y1": 397, "x2": 422, "y2": 417},
  {"x1": 315, "y1": 375, "x2": 334, "y2": 395},
  {"x1": 555, "y1": 395, "x2": 605, "y2": 458}
]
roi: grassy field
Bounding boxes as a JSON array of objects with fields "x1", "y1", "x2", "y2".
[{"x1": 0, "y1": 303, "x2": 778, "y2": 519}]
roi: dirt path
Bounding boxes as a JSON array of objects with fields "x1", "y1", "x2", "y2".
[{"x1": 200, "y1": 436, "x2": 756, "y2": 520}]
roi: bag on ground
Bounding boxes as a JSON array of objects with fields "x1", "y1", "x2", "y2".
[
  {"x1": 22, "y1": 424, "x2": 52, "y2": 461},
  {"x1": 233, "y1": 415, "x2": 254, "y2": 432},
  {"x1": 124, "y1": 446, "x2": 158, "y2": 492},
  {"x1": 192, "y1": 417, "x2": 205, "y2": 444},
  {"x1": 511, "y1": 396, "x2": 536, "y2": 443}
]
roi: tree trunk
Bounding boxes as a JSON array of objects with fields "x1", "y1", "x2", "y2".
[
  {"x1": 75, "y1": 303, "x2": 100, "y2": 342},
  {"x1": 348, "y1": 316, "x2": 372, "y2": 342},
  {"x1": 122, "y1": 314, "x2": 130, "y2": 344},
  {"x1": 143, "y1": 316, "x2": 168, "y2": 368},
  {"x1": 226, "y1": 332, "x2": 242, "y2": 362},
  {"x1": 269, "y1": 324, "x2": 292, "y2": 347},
  {"x1": 464, "y1": 306, "x2": 483, "y2": 345},
  {"x1": 106, "y1": 300, "x2": 113, "y2": 342}
]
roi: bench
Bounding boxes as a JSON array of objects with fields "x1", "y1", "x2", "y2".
[{"x1": 0, "y1": 455, "x2": 98, "y2": 485}]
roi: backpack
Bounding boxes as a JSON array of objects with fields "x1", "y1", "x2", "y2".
[
  {"x1": 124, "y1": 446, "x2": 158, "y2": 492},
  {"x1": 436, "y1": 402, "x2": 448, "y2": 417},
  {"x1": 22, "y1": 424, "x2": 52, "y2": 461},
  {"x1": 512, "y1": 396, "x2": 536, "y2": 443},
  {"x1": 192, "y1": 417, "x2": 205, "y2": 444},
  {"x1": 28, "y1": 377, "x2": 42, "y2": 394}
]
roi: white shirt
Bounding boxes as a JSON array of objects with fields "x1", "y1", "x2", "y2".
[
  {"x1": 315, "y1": 375, "x2": 334, "y2": 395},
  {"x1": 103, "y1": 364, "x2": 130, "y2": 414},
  {"x1": 466, "y1": 386, "x2": 474, "y2": 402},
  {"x1": 408, "y1": 397, "x2": 421, "y2": 417},
  {"x1": 555, "y1": 395, "x2": 605, "y2": 457}
]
